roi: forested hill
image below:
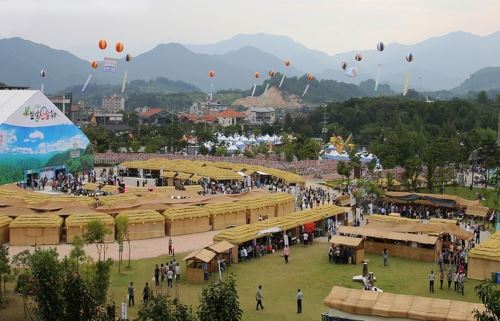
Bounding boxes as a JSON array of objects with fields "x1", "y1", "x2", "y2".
[{"x1": 285, "y1": 96, "x2": 500, "y2": 168}]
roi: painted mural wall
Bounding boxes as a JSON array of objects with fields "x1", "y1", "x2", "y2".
[{"x1": 0, "y1": 91, "x2": 93, "y2": 184}]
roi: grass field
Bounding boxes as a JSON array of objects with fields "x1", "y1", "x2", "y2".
[
  {"x1": 442, "y1": 186, "x2": 499, "y2": 211},
  {"x1": 1, "y1": 241, "x2": 482, "y2": 321}
]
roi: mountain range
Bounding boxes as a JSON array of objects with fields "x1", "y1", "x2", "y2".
[{"x1": 1, "y1": 31, "x2": 500, "y2": 94}]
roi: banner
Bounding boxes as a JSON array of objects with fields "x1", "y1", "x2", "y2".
[{"x1": 103, "y1": 57, "x2": 117, "y2": 73}]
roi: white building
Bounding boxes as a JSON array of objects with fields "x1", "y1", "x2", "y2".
[
  {"x1": 246, "y1": 107, "x2": 276, "y2": 125},
  {"x1": 102, "y1": 94, "x2": 125, "y2": 111}
]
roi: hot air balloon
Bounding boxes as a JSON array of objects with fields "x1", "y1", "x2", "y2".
[
  {"x1": 302, "y1": 74, "x2": 314, "y2": 97},
  {"x1": 341, "y1": 61, "x2": 348, "y2": 70},
  {"x1": 405, "y1": 52, "x2": 414, "y2": 62},
  {"x1": 307, "y1": 74, "x2": 314, "y2": 81},
  {"x1": 284, "y1": 60, "x2": 291, "y2": 67},
  {"x1": 355, "y1": 53, "x2": 363, "y2": 62},
  {"x1": 377, "y1": 42, "x2": 385, "y2": 52},
  {"x1": 115, "y1": 42, "x2": 124, "y2": 53},
  {"x1": 125, "y1": 54, "x2": 132, "y2": 62},
  {"x1": 40, "y1": 69, "x2": 46, "y2": 77},
  {"x1": 268, "y1": 70, "x2": 276, "y2": 77},
  {"x1": 255, "y1": 72, "x2": 260, "y2": 79},
  {"x1": 98, "y1": 39, "x2": 107, "y2": 50},
  {"x1": 208, "y1": 70, "x2": 215, "y2": 78},
  {"x1": 91, "y1": 61, "x2": 99, "y2": 69},
  {"x1": 403, "y1": 53, "x2": 414, "y2": 95}
]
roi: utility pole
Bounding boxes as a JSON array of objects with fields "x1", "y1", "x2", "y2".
[{"x1": 321, "y1": 108, "x2": 327, "y2": 144}]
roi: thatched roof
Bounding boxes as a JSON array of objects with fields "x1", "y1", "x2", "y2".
[
  {"x1": 384, "y1": 191, "x2": 480, "y2": 208},
  {"x1": 329, "y1": 235, "x2": 363, "y2": 248},
  {"x1": 183, "y1": 249, "x2": 216, "y2": 263},
  {"x1": 65, "y1": 213, "x2": 114, "y2": 227},
  {"x1": 339, "y1": 226, "x2": 438, "y2": 245},
  {"x1": 203, "y1": 202, "x2": 246, "y2": 215},
  {"x1": 324, "y1": 286, "x2": 483, "y2": 321},
  {"x1": 469, "y1": 231, "x2": 500, "y2": 262},
  {"x1": 116, "y1": 210, "x2": 165, "y2": 224},
  {"x1": 163, "y1": 206, "x2": 210, "y2": 220},
  {"x1": 0, "y1": 215, "x2": 12, "y2": 228},
  {"x1": 10, "y1": 214, "x2": 63, "y2": 228},
  {"x1": 207, "y1": 241, "x2": 234, "y2": 253}
]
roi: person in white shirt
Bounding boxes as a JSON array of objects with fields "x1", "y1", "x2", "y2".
[
  {"x1": 303, "y1": 232, "x2": 309, "y2": 246},
  {"x1": 167, "y1": 269, "x2": 174, "y2": 288},
  {"x1": 175, "y1": 263, "x2": 180, "y2": 281},
  {"x1": 297, "y1": 289, "x2": 303, "y2": 313}
]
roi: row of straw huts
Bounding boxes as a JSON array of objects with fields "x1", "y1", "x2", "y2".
[{"x1": 0, "y1": 192, "x2": 296, "y2": 246}]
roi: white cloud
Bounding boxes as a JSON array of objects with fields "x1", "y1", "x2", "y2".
[
  {"x1": 0, "y1": 129, "x2": 17, "y2": 152},
  {"x1": 36, "y1": 134, "x2": 88, "y2": 154},
  {"x1": 28, "y1": 130, "x2": 44, "y2": 141}
]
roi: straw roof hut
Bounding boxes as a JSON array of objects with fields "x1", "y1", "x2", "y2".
[
  {"x1": 115, "y1": 210, "x2": 165, "y2": 240},
  {"x1": 164, "y1": 206, "x2": 211, "y2": 235},
  {"x1": 204, "y1": 202, "x2": 247, "y2": 230},
  {"x1": 468, "y1": 231, "x2": 500, "y2": 280},
  {"x1": 65, "y1": 213, "x2": 115, "y2": 243},
  {"x1": 9, "y1": 214, "x2": 63, "y2": 245},
  {"x1": 324, "y1": 286, "x2": 484, "y2": 321},
  {"x1": 0, "y1": 215, "x2": 12, "y2": 244}
]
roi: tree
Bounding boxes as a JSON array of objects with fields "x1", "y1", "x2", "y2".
[
  {"x1": 83, "y1": 219, "x2": 112, "y2": 261},
  {"x1": 337, "y1": 161, "x2": 353, "y2": 187},
  {"x1": 477, "y1": 91, "x2": 490, "y2": 104},
  {"x1": 63, "y1": 269, "x2": 99, "y2": 321},
  {"x1": 403, "y1": 156, "x2": 422, "y2": 191},
  {"x1": 198, "y1": 275, "x2": 242, "y2": 321},
  {"x1": 69, "y1": 236, "x2": 86, "y2": 273},
  {"x1": 474, "y1": 280, "x2": 500, "y2": 321},
  {"x1": 0, "y1": 244, "x2": 10, "y2": 305},
  {"x1": 136, "y1": 295, "x2": 197, "y2": 321},
  {"x1": 115, "y1": 215, "x2": 129, "y2": 273},
  {"x1": 386, "y1": 172, "x2": 395, "y2": 191}
]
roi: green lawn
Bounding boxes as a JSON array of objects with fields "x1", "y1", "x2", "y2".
[
  {"x1": 2, "y1": 242, "x2": 482, "y2": 321},
  {"x1": 323, "y1": 179, "x2": 345, "y2": 189},
  {"x1": 442, "y1": 186, "x2": 499, "y2": 211}
]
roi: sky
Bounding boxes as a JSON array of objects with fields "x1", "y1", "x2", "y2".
[{"x1": 0, "y1": 0, "x2": 499, "y2": 60}]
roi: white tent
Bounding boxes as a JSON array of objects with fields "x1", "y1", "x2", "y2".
[
  {"x1": 227, "y1": 145, "x2": 239, "y2": 153},
  {"x1": 0, "y1": 90, "x2": 93, "y2": 184}
]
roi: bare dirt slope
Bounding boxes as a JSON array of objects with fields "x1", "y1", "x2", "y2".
[{"x1": 233, "y1": 86, "x2": 301, "y2": 109}]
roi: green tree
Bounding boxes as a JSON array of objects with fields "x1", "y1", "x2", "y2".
[
  {"x1": 403, "y1": 156, "x2": 422, "y2": 191},
  {"x1": 63, "y1": 269, "x2": 99, "y2": 321},
  {"x1": 69, "y1": 236, "x2": 86, "y2": 273},
  {"x1": 198, "y1": 275, "x2": 242, "y2": 321},
  {"x1": 83, "y1": 219, "x2": 112, "y2": 261},
  {"x1": 474, "y1": 280, "x2": 500, "y2": 321},
  {"x1": 337, "y1": 161, "x2": 353, "y2": 187},
  {"x1": 136, "y1": 295, "x2": 197, "y2": 321},
  {"x1": 477, "y1": 91, "x2": 490, "y2": 104},
  {"x1": 115, "y1": 215, "x2": 129, "y2": 273},
  {"x1": 386, "y1": 172, "x2": 395, "y2": 191},
  {"x1": 0, "y1": 244, "x2": 9, "y2": 305}
]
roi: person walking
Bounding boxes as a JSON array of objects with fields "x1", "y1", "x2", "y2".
[
  {"x1": 175, "y1": 263, "x2": 180, "y2": 281},
  {"x1": 447, "y1": 269, "x2": 452, "y2": 290},
  {"x1": 303, "y1": 232, "x2": 309, "y2": 246},
  {"x1": 383, "y1": 249, "x2": 388, "y2": 267},
  {"x1": 429, "y1": 271, "x2": 435, "y2": 293},
  {"x1": 453, "y1": 271, "x2": 459, "y2": 291},
  {"x1": 168, "y1": 238, "x2": 173, "y2": 255},
  {"x1": 167, "y1": 268, "x2": 174, "y2": 288},
  {"x1": 154, "y1": 264, "x2": 160, "y2": 286},
  {"x1": 142, "y1": 282, "x2": 150, "y2": 303},
  {"x1": 439, "y1": 270, "x2": 444, "y2": 290},
  {"x1": 128, "y1": 282, "x2": 135, "y2": 307},
  {"x1": 160, "y1": 263, "x2": 166, "y2": 283},
  {"x1": 256, "y1": 285, "x2": 264, "y2": 310},
  {"x1": 283, "y1": 245, "x2": 290, "y2": 264},
  {"x1": 458, "y1": 273, "x2": 465, "y2": 296},
  {"x1": 297, "y1": 289, "x2": 303, "y2": 313}
]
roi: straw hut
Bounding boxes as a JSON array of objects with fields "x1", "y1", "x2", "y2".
[
  {"x1": 329, "y1": 235, "x2": 365, "y2": 264},
  {"x1": 182, "y1": 249, "x2": 217, "y2": 283},
  {"x1": 115, "y1": 210, "x2": 165, "y2": 240},
  {"x1": 0, "y1": 206, "x2": 39, "y2": 218},
  {"x1": 0, "y1": 215, "x2": 12, "y2": 244},
  {"x1": 338, "y1": 225, "x2": 439, "y2": 262},
  {"x1": 336, "y1": 194, "x2": 351, "y2": 207},
  {"x1": 65, "y1": 213, "x2": 115, "y2": 243},
  {"x1": 207, "y1": 240, "x2": 236, "y2": 266},
  {"x1": 164, "y1": 206, "x2": 211, "y2": 236},
  {"x1": 238, "y1": 198, "x2": 277, "y2": 223},
  {"x1": 323, "y1": 286, "x2": 484, "y2": 321},
  {"x1": 468, "y1": 231, "x2": 500, "y2": 280},
  {"x1": 204, "y1": 202, "x2": 247, "y2": 230},
  {"x1": 465, "y1": 205, "x2": 491, "y2": 221},
  {"x1": 267, "y1": 193, "x2": 295, "y2": 217},
  {"x1": 9, "y1": 214, "x2": 63, "y2": 245}
]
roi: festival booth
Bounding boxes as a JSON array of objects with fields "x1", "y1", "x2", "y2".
[
  {"x1": 164, "y1": 206, "x2": 211, "y2": 235},
  {"x1": 115, "y1": 210, "x2": 165, "y2": 240},
  {"x1": 206, "y1": 240, "x2": 236, "y2": 268},
  {"x1": 323, "y1": 286, "x2": 484, "y2": 321},
  {"x1": 203, "y1": 202, "x2": 247, "y2": 230},
  {"x1": 329, "y1": 235, "x2": 365, "y2": 264},
  {"x1": 238, "y1": 198, "x2": 277, "y2": 223},
  {"x1": 9, "y1": 214, "x2": 63, "y2": 245},
  {"x1": 0, "y1": 215, "x2": 12, "y2": 244},
  {"x1": 0, "y1": 206, "x2": 39, "y2": 218},
  {"x1": 338, "y1": 226, "x2": 440, "y2": 262},
  {"x1": 65, "y1": 213, "x2": 115, "y2": 243},
  {"x1": 468, "y1": 231, "x2": 500, "y2": 280},
  {"x1": 465, "y1": 205, "x2": 491, "y2": 223},
  {"x1": 336, "y1": 194, "x2": 351, "y2": 207},
  {"x1": 182, "y1": 249, "x2": 217, "y2": 283},
  {"x1": 214, "y1": 205, "x2": 349, "y2": 263},
  {"x1": 267, "y1": 193, "x2": 295, "y2": 217}
]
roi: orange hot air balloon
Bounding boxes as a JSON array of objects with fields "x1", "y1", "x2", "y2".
[
  {"x1": 268, "y1": 70, "x2": 276, "y2": 77},
  {"x1": 98, "y1": 39, "x2": 107, "y2": 50},
  {"x1": 208, "y1": 70, "x2": 215, "y2": 78},
  {"x1": 307, "y1": 74, "x2": 314, "y2": 81},
  {"x1": 284, "y1": 60, "x2": 291, "y2": 67},
  {"x1": 255, "y1": 72, "x2": 260, "y2": 79},
  {"x1": 91, "y1": 61, "x2": 99, "y2": 69},
  {"x1": 115, "y1": 42, "x2": 124, "y2": 53}
]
